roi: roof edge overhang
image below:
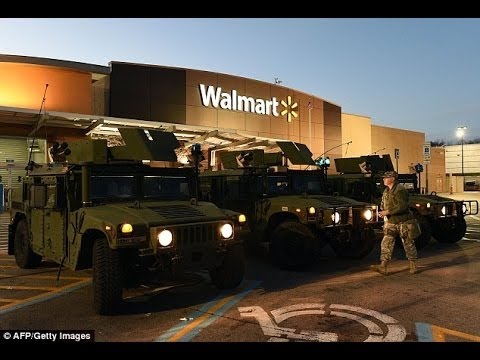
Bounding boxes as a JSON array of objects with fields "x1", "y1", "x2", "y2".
[
  {"x1": 0, "y1": 54, "x2": 110, "y2": 78},
  {"x1": 0, "y1": 105, "x2": 285, "y2": 150}
]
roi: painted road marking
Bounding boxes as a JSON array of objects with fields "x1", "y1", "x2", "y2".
[
  {"x1": 466, "y1": 227, "x2": 480, "y2": 232},
  {"x1": 239, "y1": 303, "x2": 406, "y2": 342},
  {"x1": 416, "y1": 322, "x2": 480, "y2": 342},
  {"x1": 156, "y1": 280, "x2": 261, "y2": 342},
  {"x1": 462, "y1": 237, "x2": 480, "y2": 242},
  {"x1": 0, "y1": 277, "x2": 91, "y2": 315}
]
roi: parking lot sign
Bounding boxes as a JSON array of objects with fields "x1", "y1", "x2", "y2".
[{"x1": 423, "y1": 143, "x2": 431, "y2": 161}]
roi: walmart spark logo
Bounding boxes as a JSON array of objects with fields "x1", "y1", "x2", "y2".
[{"x1": 280, "y1": 96, "x2": 298, "y2": 123}]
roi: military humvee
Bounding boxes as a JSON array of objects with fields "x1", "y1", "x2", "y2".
[
  {"x1": 8, "y1": 129, "x2": 246, "y2": 315},
  {"x1": 326, "y1": 155, "x2": 479, "y2": 249},
  {"x1": 199, "y1": 142, "x2": 380, "y2": 268}
]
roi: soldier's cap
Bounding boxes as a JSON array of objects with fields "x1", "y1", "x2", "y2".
[{"x1": 382, "y1": 171, "x2": 398, "y2": 178}]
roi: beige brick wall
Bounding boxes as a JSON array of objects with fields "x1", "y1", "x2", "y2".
[
  {"x1": 341, "y1": 113, "x2": 372, "y2": 156},
  {"x1": 371, "y1": 125, "x2": 425, "y2": 174}
]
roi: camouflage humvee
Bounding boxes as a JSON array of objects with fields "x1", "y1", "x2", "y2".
[
  {"x1": 326, "y1": 155, "x2": 479, "y2": 249},
  {"x1": 8, "y1": 129, "x2": 246, "y2": 315},
  {"x1": 199, "y1": 143, "x2": 380, "y2": 268}
]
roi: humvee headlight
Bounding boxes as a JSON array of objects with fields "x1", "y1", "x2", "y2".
[
  {"x1": 462, "y1": 204, "x2": 468, "y2": 214},
  {"x1": 158, "y1": 230, "x2": 173, "y2": 247},
  {"x1": 364, "y1": 209, "x2": 373, "y2": 221},
  {"x1": 220, "y1": 223, "x2": 234, "y2": 239},
  {"x1": 426, "y1": 203, "x2": 431, "y2": 209},
  {"x1": 308, "y1": 207, "x2": 316, "y2": 215},
  {"x1": 121, "y1": 223, "x2": 133, "y2": 234},
  {"x1": 238, "y1": 214, "x2": 247, "y2": 224},
  {"x1": 331, "y1": 212, "x2": 340, "y2": 224},
  {"x1": 441, "y1": 206, "x2": 446, "y2": 215}
]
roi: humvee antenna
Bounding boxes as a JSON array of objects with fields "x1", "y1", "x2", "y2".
[
  {"x1": 26, "y1": 83, "x2": 49, "y2": 175},
  {"x1": 314, "y1": 141, "x2": 352, "y2": 162},
  {"x1": 369, "y1": 147, "x2": 386, "y2": 155}
]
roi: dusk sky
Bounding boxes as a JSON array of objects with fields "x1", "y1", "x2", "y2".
[{"x1": 1, "y1": 18, "x2": 479, "y2": 143}]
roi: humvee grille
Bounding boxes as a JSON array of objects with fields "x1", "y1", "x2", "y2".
[
  {"x1": 174, "y1": 223, "x2": 217, "y2": 248},
  {"x1": 148, "y1": 205, "x2": 205, "y2": 218}
]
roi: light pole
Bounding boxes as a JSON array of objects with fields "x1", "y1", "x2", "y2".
[{"x1": 456, "y1": 126, "x2": 467, "y2": 191}]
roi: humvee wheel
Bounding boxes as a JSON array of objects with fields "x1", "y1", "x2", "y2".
[
  {"x1": 432, "y1": 217, "x2": 467, "y2": 244},
  {"x1": 14, "y1": 219, "x2": 42, "y2": 269},
  {"x1": 209, "y1": 244, "x2": 245, "y2": 289},
  {"x1": 92, "y1": 237, "x2": 123, "y2": 315},
  {"x1": 270, "y1": 221, "x2": 316, "y2": 268},
  {"x1": 330, "y1": 228, "x2": 376, "y2": 259},
  {"x1": 395, "y1": 214, "x2": 431, "y2": 250}
]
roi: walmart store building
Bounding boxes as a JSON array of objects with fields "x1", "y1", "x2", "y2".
[{"x1": 1, "y1": 54, "x2": 439, "y2": 197}]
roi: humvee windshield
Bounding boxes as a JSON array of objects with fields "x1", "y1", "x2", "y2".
[
  {"x1": 266, "y1": 173, "x2": 323, "y2": 195},
  {"x1": 91, "y1": 176, "x2": 136, "y2": 200},
  {"x1": 397, "y1": 175, "x2": 418, "y2": 194},
  {"x1": 397, "y1": 181, "x2": 416, "y2": 193},
  {"x1": 91, "y1": 174, "x2": 192, "y2": 202},
  {"x1": 266, "y1": 175, "x2": 290, "y2": 195}
]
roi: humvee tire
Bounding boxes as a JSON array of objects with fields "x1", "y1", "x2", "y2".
[
  {"x1": 14, "y1": 219, "x2": 42, "y2": 269},
  {"x1": 270, "y1": 221, "x2": 316, "y2": 268},
  {"x1": 432, "y1": 217, "x2": 467, "y2": 244},
  {"x1": 209, "y1": 244, "x2": 245, "y2": 289},
  {"x1": 330, "y1": 227, "x2": 376, "y2": 259},
  {"x1": 93, "y1": 237, "x2": 123, "y2": 315}
]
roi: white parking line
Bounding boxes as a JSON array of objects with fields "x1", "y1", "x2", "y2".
[{"x1": 462, "y1": 237, "x2": 480, "y2": 242}]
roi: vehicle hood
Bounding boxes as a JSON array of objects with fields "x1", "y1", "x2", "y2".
[
  {"x1": 80, "y1": 200, "x2": 229, "y2": 226},
  {"x1": 269, "y1": 194, "x2": 372, "y2": 208}
]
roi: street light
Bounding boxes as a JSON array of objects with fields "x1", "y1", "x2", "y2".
[{"x1": 456, "y1": 126, "x2": 467, "y2": 191}]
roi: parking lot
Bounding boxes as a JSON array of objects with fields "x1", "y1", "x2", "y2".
[{"x1": 0, "y1": 212, "x2": 479, "y2": 343}]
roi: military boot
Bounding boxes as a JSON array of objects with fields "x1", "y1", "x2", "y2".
[
  {"x1": 409, "y1": 260, "x2": 418, "y2": 274},
  {"x1": 370, "y1": 261, "x2": 388, "y2": 275}
]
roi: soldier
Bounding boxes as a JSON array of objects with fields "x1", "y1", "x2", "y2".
[{"x1": 370, "y1": 171, "x2": 419, "y2": 275}]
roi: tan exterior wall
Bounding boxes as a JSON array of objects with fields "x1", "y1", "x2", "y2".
[
  {"x1": 341, "y1": 113, "x2": 372, "y2": 156},
  {"x1": 0, "y1": 62, "x2": 92, "y2": 114},
  {"x1": 341, "y1": 114, "x2": 428, "y2": 179},
  {"x1": 371, "y1": 125, "x2": 425, "y2": 174}
]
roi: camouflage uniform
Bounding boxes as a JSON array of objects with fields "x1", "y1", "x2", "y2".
[{"x1": 380, "y1": 182, "x2": 417, "y2": 261}]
